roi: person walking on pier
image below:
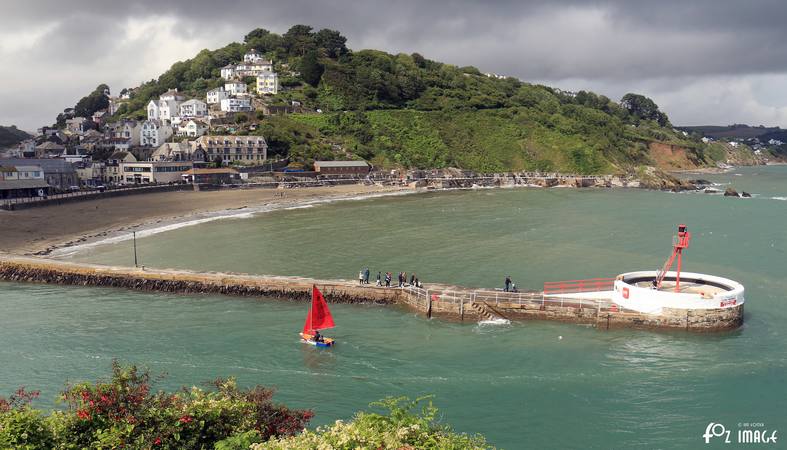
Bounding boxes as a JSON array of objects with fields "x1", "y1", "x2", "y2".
[
  {"x1": 364, "y1": 267, "x2": 370, "y2": 284},
  {"x1": 385, "y1": 272, "x2": 392, "y2": 287},
  {"x1": 358, "y1": 270, "x2": 364, "y2": 285},
  {"x1": 504, "y1": 276, "x2": 512, "y2": 292},
  {"x1": 410, "y1": 273, "x2": 415, "y2": 286},
  {"x1": 376, "y1": 271, "x2": 382, "y2": 286}
]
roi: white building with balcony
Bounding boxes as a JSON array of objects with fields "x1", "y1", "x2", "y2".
[
  {"x1": 256, "y1": 72, "x2": 279, "y2": 95},
  {"x1": 224, "y1": 81, "x2": 247, "y2": 96},
  {"x1": 140, "y1": 120, "x2": 173, "y2": 147},
  {"x1": 207, "y1": 87, "x2": 228, "y2": 104},
  {"x1": 220, "y1": 97, "x2": 252, "y2": 112},
  {"x1": 179, "y1": 99, "x2": 208, "y2": 118}
]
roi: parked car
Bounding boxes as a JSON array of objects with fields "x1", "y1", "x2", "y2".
[{"x1": 96, "y1": 185, "x2": 106, "y2": 192}]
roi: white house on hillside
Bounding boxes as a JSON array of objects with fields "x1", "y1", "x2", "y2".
[
  {"x1": 141, "y1": 120, "x2": 173, "y2": 147},
  {"x1": 207, "y1": 87, "x2": 229, "y2": 104},
  {"x1": 176, "y1": 119, "x2": 208, "y2": 138},
  {"x1": 147, "y1": 100, "x2": 160, "y2": 120},
  {"x1": 220, "y1": 97, "x2": 252, "y2": 112},
  {"x1": 235, "y1": 61, "x2": 273, "y2": 78},
  {"x1": 256, "y1": 72, "x2": 279, "y2": 95},
  {"x1": 220, "y1": 64, "x2": 236, "y2": 80},
  {"x1": 244, "y1": 49, "x2": 265, "y2": 63},
  {"x1": 160, "y1": 89, "x2": 186, "y2": 102},
  {"x1": 221, "y1": 51, "x2": 274, "y2": 79},
  {"x1": 147, "y1": 89, "x2": 189, "y2": 123},
  {"x1": 113, "y1": 120, "x2": 142, "y2": 146},
  {"x1": 179, "y1": 99, "x2": 208, "y2": 118},
  {"x1": 224, "y1": 81, "x2": 247, "y2": 96},
  {"x1": 158, "y1": 99, "x2": 180, "y2": 122}
]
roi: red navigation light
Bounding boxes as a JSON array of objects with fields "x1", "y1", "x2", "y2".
[{"x1": 655, "y1": 224, "x2": 692, "y2": 292}]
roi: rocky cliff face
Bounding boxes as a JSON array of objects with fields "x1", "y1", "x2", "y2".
[{"x1": 636, "y1": 166, "x2": 696, "y2": 191}]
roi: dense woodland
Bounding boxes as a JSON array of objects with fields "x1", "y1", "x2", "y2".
[{"x1": 59, "y1": 25, "x2": 727, "y2": 173}]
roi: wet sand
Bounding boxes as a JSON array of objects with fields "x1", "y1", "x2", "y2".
[{"x1": 0, "y1": 184, "x2": 410, "y2": 255}]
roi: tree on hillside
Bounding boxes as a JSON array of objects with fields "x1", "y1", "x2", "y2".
[
  {"x1": 620, "y1": 93, "x2": 670, "y2": 127},
  {"x1": 73, "y1": 84, "x2": 110, "y2": 118},
  {"x1": 315, "y1": 28, "x2": 348, "y2": 58},
  {"x1": 299, "y1": 49, "x2": 324, "y2": 87},
  {"x1": 283, "y1": 24, "x2": 316, "y2": 56},
  {"x1": 244, "y1": 28, "x2": 284, "y2": 55}
]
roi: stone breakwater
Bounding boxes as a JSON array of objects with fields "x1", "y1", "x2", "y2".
[{"x1": 0, "y1": 255, "x2": 742, "y2": 332}]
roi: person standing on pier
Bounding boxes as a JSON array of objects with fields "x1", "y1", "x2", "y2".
[
  {"x1": 376, "y1": 271, "x2": 382, "y2": 286},
  {"x1": 385, "y1": 272, "x2": 392, "y2": 287},
  {"x1": 364, "y1": 267, "x2": 370, "y2": 284},
  {"x1": 410, "y1": 273, "x2": 415, "y2": 286},
  {"x1": 359, "y1": 270, "x2": 364, "y2": 285},
  {"x1": 504, "y1": 276, "x2": 512, "y2": 292}
]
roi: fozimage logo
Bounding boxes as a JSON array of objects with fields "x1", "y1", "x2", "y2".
[{"x1": 703, "y1": 422, "x2": 779, "y2": 445}]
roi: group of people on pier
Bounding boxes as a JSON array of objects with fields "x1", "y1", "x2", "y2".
[{"x1": 358, "y1": 267, "x2": 422, "y2": 288}]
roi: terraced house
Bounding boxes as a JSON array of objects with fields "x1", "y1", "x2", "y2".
[{"x1": 191, "y1": 135, "x2": 268, "y2": 164}]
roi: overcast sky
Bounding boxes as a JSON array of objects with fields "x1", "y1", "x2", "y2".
[{"x1": 3, "y1": 0, "x2": 787, "y2": 131}]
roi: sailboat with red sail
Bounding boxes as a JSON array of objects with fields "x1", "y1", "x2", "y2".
[{"x1": 300, "y1": 285, "x2": 336, "y2": 347}]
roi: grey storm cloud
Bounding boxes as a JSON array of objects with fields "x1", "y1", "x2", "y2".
[{"x1": 2, "y1": 0, "x2": 787, "y2": 130}]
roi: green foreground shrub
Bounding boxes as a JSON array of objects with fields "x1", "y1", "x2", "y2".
[
  {"x1": 0, "y1": 362, "x2": 311, "y2": 449},
  {"x1": 1, "y1": 364, "x2": 493, "y2": 449},
  {"x1": 255, "y1": 396, "x2": 494, "y2": 450}
]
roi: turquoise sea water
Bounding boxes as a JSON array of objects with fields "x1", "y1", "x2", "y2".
[{"x1": 2, "y1": 166, "x2": 787, "y2": 448}]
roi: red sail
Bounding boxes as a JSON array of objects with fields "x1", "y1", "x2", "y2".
[{"x1": 302, "y1": 285, "x2": 335, "y2": 333}]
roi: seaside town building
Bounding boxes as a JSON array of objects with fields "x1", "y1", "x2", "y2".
[
  {"x1": 192, "y1": 135, "x2": 268, "y2": 164},
  {"x1": 179, "y1": 99, "x2": 208, "y2": 118},
  {"x1": 244, "y1": 48, "x2": 264, "y2": 63},
  {"x1": 181, "y1": 167, "x2": 240, "y2": 184},
  {"x1": 207, "y1": 87, "x2": 229, "y2": 104},
  {"x1": 65, "y1": 117, "x2": 88, "y2": 134},
  {"x1": 224, "y1": 81, "x2": 247, "y2": 96},
  {"x1": 120, "y1": 161, "x2": 193, "y2": 184},
  {"x1": 314, "y1": 160, "x2": 371, "y2": 175},
  {"x1": 219, "y1": 97, "x2": 253, "y2": 113},
  {"x1": 76, "y1": 161, "x2": 107, "y2": 187},
  {"x1": 140, "y1": 120, "x2": 173, "y2": 147},
  {"x1": 17, "y1": 140, "x2": 36, "y2": 158},
  {"x1": 105, "y1": 151, "x2": 137, "y2": 184},
  {"x1": 220, "y1": 64, "x2": 236, "y2": 80},
  {"x1": 256, "y1": 72, "x2": 279, "y2": 95},
  {"x1": 221, "y1": 49, "x2": 275, "y2": 80},
  {"x1": 152, "y1": 142, "x2": 206, "y2": 162},
  {"x1": 176, "y1": 119, "x2": 209, "y2": 138},
  {"x1": 0, "y1": 158, "x2": 78, "y2": 190},
  {"x1": 34, "y1": 142, "x2": 66, "y2": 158},
  {"x1": 0, "y1": 164, "x2": 50, "y2": 199},
  {"x1": 107, "y1": 120, "x2": 142, "y2": 146}
]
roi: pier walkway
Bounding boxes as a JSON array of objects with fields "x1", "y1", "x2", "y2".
[{"x1": 0, "y1": 255, "x2": 742, "y2": 332}]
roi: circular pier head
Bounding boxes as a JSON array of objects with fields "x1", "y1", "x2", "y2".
[{"x1": 612, "y1": 271, "x2": 744, "y2": 315}]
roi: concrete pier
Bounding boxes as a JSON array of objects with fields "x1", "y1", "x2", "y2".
[{"x1": 0, "y1": 255, "x2": 743, "y2": 332}]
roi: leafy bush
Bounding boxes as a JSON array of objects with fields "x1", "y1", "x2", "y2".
[
  {"x1": 0, "y1": 362, "x2": 312, "y2": 449},
  {"x1": 255, "y1": 396, "x2": 493, "y2": 450}
]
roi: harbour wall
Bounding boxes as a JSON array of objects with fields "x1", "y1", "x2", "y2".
[{"x1": 0, "y1": 255, "x2": 742, "y2": 332}]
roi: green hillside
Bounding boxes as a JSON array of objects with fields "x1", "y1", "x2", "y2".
[
  {"x1": 0, "y1": 125, "x2": 32, "y2": 148},
  {"x1": 100, "y1": 25, "x2": 721, "y2": 173}
]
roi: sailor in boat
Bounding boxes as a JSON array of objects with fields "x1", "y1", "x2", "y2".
[{"x1": 313, "y1": 330, "x2": 324, "y2": 343}]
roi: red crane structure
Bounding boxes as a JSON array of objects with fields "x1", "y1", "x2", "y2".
[{"x1": 655, "y1": 224, "x2": 692, "y2": 291}]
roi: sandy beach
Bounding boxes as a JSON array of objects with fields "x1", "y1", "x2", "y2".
[{"x1": 0, "y1": 184, "x2": 411, "y2": 255}]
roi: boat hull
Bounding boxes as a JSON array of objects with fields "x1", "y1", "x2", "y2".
[{"x1": 300, "y1": 332, "x2": 334, "y2": 347}]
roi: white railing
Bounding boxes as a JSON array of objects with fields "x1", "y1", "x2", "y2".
[{"x1": 400, "y1": 285, "x2": 614, "y2": 311}]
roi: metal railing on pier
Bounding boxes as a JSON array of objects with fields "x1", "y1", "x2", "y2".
[{"x1": 400, "y1": 285, "x2": 615, "y2": 312}]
